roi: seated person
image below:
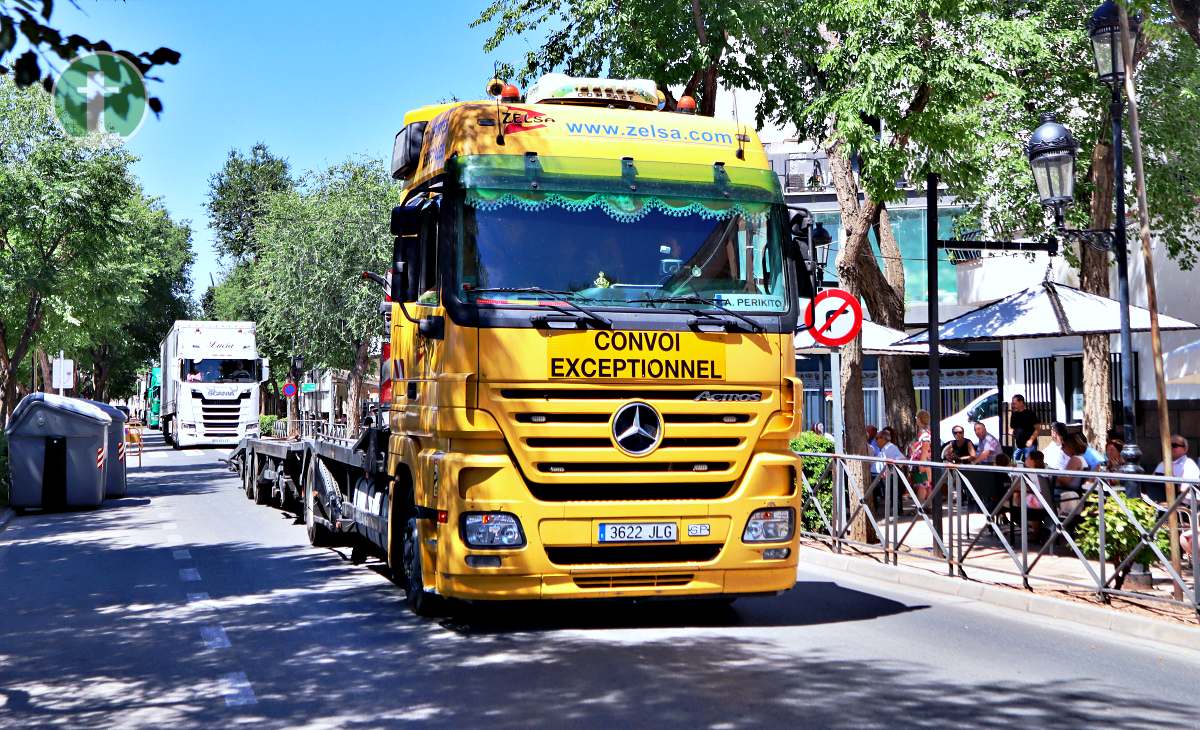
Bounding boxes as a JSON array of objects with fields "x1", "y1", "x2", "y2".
[{"x1": 941, "y1": 426, "x2": 976, "y2": 463}]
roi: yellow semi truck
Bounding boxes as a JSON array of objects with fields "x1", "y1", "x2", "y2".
[{"x1": 235, "y1": 74, "x2": 809, "y2": 615}]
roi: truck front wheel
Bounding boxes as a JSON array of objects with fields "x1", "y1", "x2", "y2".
[{"x1": 400, "y1": 516, "x2": 441, "y2": 617}]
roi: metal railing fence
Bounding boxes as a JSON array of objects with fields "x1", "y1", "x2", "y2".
[
  {"x1": 270, "y1": 419, "x2": 353, "y2": 443},
  {"x1": 795, "y1": 451, "x2": 1199, "y2": 614}
]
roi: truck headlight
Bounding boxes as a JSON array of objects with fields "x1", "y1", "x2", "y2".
[
  {"x1": 742, "y1": 508, "x2": 794, "y2": 543},
  {"x1": 461, "y1": 512, "x2": 525, "y2": 549}
]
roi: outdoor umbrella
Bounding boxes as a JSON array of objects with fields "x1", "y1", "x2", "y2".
[
  {"x1": 796, "y1": 319, "x2": 965, "y2": 356},
  {"x1": 896, "y1": 281, "x2": 1199, "y2": 344},
  {"x1": 1164, "y1": 339, "x2": 1200, "y2": 385}
]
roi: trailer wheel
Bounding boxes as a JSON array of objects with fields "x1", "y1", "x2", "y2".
[
  {"x1": 253, "y1": 459, "x2": 272, "y2": 505},
  {"x1": 243, "y1": 454, "x2": 256, "y2": 499},
  {"x1": 304, "y1": 461, "x2": 334, "y2": 547}
]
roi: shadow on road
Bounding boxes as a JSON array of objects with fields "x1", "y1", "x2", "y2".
[{"x1": 0, "y1": 433, "x2": 1195, "y2": 728}]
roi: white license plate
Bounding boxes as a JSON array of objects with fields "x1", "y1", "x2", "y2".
[{"x1": 598, "y1": 522, "x2": 677, "y2": 543}]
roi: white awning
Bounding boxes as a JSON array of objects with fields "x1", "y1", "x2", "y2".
[
  {"x1": 797, "y1": 319, "x2": 964, "y2": 356},
  {"x1": 898, "y1": 282, "x2": 1200, "y2": 344},
  {"x1": 1165, "y1": 340, "x2": 1200, "y2": 386}
]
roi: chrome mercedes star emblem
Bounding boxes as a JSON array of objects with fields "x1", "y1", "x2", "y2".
[{"x1": 611, "y1": 401, "x2": 663, "y2": 456}]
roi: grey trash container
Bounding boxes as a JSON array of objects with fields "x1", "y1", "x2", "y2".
[
  {"x1": 85, "y1": 400, "x2": 128, "y2": 498},
  {"x1": 5, "y1": 393, "x2": 111, "y2": 509}
]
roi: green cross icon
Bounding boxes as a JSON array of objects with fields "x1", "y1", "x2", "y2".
[{"x1": 52, "y1": 51, "x2": 148, "y2": 139}]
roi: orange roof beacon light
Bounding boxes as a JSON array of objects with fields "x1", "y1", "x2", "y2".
[
  {"x1": 676, "y1": 95, "x2": 697, "y2": 114},
  {"x1": 500, "y1": 84, "x2": 522, "y2": 103}
]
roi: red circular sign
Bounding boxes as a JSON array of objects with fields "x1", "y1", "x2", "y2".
[
  {"x1": 282, "y1": 382, "x2": 298, "y2": 398},
  {"x1": 805, "y1": 288, "x2": 864, "y2": 347}
]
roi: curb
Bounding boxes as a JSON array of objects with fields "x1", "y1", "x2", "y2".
[
  {"x1": 0, "y1": 507, "x2": 13, "y2": 534},
  {"x1": 801, "y1": 548, "x2": 1200, "y2": 650}
]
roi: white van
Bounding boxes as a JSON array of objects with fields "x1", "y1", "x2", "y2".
[{"x1": 939, "y1": 388, "x2": 1001, "y2": 445}]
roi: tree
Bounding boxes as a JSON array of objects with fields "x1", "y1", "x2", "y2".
[
  {"x1": 474, "y1": 0, "x2": 776, "y2": 114},
  {"x1": 205, "y1": 143, "x2": 293, "y2": 263},
  {"x1": 0, "y1": 0, "x2": 180, "y2": 113},
  {"x1": 252, "y1": 159, "x2": 399, "y2": 433},
  {"x1": 0, "y1": 79, "x2": 139, "y2": 421}
]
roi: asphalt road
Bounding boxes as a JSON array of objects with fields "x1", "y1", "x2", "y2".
[{"x1": 1, "y1": 433, "x2": 1198, "y2": 729}]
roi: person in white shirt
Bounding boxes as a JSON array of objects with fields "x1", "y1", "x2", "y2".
[
  {"x1": 1154, "y1": 435, "x2": 1200, "y2": 505},
  {"x1": 1042, "y1": 421, "x2": 1071, "y2": 471},
  {"x1": 872, "y1": 427, "x2": 904, "y2": 475}
]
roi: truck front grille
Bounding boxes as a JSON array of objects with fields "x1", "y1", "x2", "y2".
[
  {"x1": 573, "y1": 573, "x2": 695, "y2": 589},
  {"x1": 547, "y1": 544, "x2": 722, "y2": 565},
  {"x1": 200, "y1": 397, "x2": 242, "y2": 435},
  {"x1": 526, "y1": 481, "x2": 735, "y2": 502}
]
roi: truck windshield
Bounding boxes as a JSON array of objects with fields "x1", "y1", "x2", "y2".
[
  {"x1": 457, "y1": 190, "x2": 789, "y2": 313},
  {"x1": 182, "y1": 358, "x2": 260, "y2": 383}
]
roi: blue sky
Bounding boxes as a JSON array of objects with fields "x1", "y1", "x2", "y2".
[{"x1": 49, "y1": 0, "x2": 528, "y2": 300}]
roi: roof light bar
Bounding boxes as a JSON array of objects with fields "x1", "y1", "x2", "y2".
[{"x1": 525, "y1": 73, "x2": 659, "y2": 109}]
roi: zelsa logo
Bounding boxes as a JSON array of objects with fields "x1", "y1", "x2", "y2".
[
  {"x1": 501, "y1": 106, "x2": 554, "y2": 136},
  {"x1": 694, "y1": 391, "x2": 762, "y2": 402}
]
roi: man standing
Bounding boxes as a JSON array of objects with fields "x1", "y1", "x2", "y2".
[
  {"x1": 871, "y1": 427, "x2": 904, "y2": 475},
  {"x1": 972, "y1": 421, "x2": 1001, "y2": 465},
  {"x1": 1009, "y1": 394, "x2": 1039, "y2": 462}
]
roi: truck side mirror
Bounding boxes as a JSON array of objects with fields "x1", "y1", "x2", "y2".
[
  {"x1": 261, "y1": 358, "x2": 270, "y2": 383},
  {"x1": 390, "y1": 203, "x2": 424, "y2": 303},
  {"x1": 391, "y1": 237, "x2": 421, "y2": 303}
]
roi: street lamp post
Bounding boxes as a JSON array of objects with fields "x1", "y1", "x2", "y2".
[{"x1": 1026, "y1": 0, "x2": 1143, "y2": 485}]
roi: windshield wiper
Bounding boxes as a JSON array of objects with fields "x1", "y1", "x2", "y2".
[
  {"x1": 466, "y1": 286, "x2": 611, "y2": 328},
  {"x1": 640, "y1": 294, "x2": 766, "y2": 333}
]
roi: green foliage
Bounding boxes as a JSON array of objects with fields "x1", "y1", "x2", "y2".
[
  {"x1": 259, "y1": 414, "x2": 278, "y2": 435},
  {"x1": 473, "y1": 0, "x2": 772, "y2": 111},
  {"x1": 205, "y1": 143, "x2": 293, "y2": 263},
  {"x1": 791, "y1": 431, "x2": 836, "y2": 531},
  {"x1": 251, "y1": 159, "x2": 400, "y2": 373},
  {"x1": 0, "y1": 1, "x2": 180, "y2": 113},
  {"x1": 0, "y1": 79, "x2": 193, "y2": 412},
  {"x1": 1076, "y1": 492, "x2": 1170, "y2": 579}
]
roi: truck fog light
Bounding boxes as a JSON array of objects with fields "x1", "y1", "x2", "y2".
[
  {"x1": 462, "y1": 512, "x2": 526, "y2": 549},
  {"x1": 762, "y1": 548, "x2": 791, "y2": 560},
  {"x1": 182, "y1": 422, "x2": 197, "y2": 432},
  {"x1": 742, "y1": 508, "x2": 794, "y2": 543},
  {"x1": 466, "y1": 555, "x2": 502, "y2": 568}
]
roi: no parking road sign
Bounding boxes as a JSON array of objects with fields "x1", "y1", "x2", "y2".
[
  {"x1": 281, "y1": 382, "x2": 298, "y2": 398},
  {"x1": 805, "y1": 288, "x2": 864, "y2": 347}
]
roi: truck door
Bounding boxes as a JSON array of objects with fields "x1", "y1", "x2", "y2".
[{"x1": 393, "y1": 203, "x2": 441, "y2": 438}]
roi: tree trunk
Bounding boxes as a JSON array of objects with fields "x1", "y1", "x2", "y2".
[
  {"x1": 346, "y1": 339, "x2": 371, "y2": 435},
  {"x1": 1080, "y1": 120, "x2": 1115, "y2": 447},
  {"x1": 37, "y1": 349, "x2": 52, "y2": 391},
  {"x1": 1171, "y1": 0, "x2": 1200, "y2": 48},
  {"x1": 826, "y1": 141, "x2": 882, "y2": 543},
  {"x1": 873, "y1": 205, "x2": 918, "y2": 444}
]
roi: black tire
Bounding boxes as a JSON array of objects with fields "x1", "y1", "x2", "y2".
[
  {"x1": 401, "y1": 515, "x2": 442, "y2": 617},
  {"x1": 253, "y1": 459, "x2": 272, "y2": 505},
  {"x1": 386, "y1": 489, "x2": 441, "y2": 617},
  {"x1": 243, "y1": 455, "x2": 256, "y2": 499},
  {"x1": 305, "y1": 461, "x2": 335, "y2": 547}
]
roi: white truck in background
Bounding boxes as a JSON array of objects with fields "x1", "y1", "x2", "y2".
[{"x1": 159, "y1": 321, "x2": 268, "y2": 448}]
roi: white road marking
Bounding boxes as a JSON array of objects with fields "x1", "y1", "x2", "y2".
[
  {"x1": 220, "y1": 672, "x2": 257, "y2": 707},
  {"x1": 172, "y1": 549, "x2": 192, "y2": 560},
  {"x1": 200, "y1": 626, "x2": 231, "y2": 649},
  {"x1": 178, "y1": 568, "x2": 201, "y2": 582},
  {"x1": 187, "y1": 592, "x2": 210, "y2": 603}
]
